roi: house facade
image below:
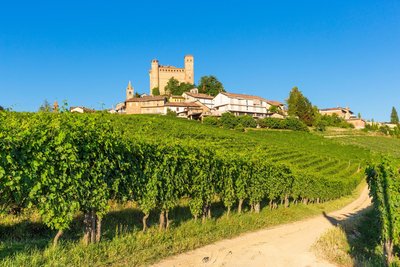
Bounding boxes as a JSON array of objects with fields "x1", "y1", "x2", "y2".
[
  {"x1": 319, "y1": 107, "x2": 353, "y2": 120},
  {"x1": 125, "y1": 96, "x2": 167, "y2": 115},
  {"x1": 182, "y1": 89, "x2": 214, "y2": 109},
  {"x1": 347, "y1": 118, "x2": 366, "y2": 129},
  {"x1": 213, "y1": 92, "x2": 284, "y2": 118},
  {"x1": 164, "y1": 102, "x2": 204, "y2": 119}
]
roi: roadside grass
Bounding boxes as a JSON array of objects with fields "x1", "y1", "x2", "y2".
[
  {"x1": 0, "y1": 183, "x2": 365, "y2": 267},
  {"x1": 313, "y1": 208, "x2": 400, "y2": 267}
]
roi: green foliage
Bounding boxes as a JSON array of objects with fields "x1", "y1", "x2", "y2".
[
  {"x1": 268, "y1": 105, "x2": 279, "y2": 114},
  {"x1": 286, "y1": 87, "x2": 316, "y2": 126},
  {"x1": 217, "y1": 113, "x2": 257, "y2": 129},
  {"x1": 258, "y1": 117, "x2": 309, "y2": 131},
  {"x1": 166, "y1": 108, "x2": 177, "y2": 117},
  {"x1": 0, "y1": 112, "x2": 369, "y2": 252},
  {"x1": 0, "y1": 112, "x2": 380, "y2": 265},
  {"x1": 38, "y1": 100, "x2": 53, "y2": 112},
  {"x1": 391, "y1": 107, "x2": 399, "y2": 124},
  {"x1": 202, "y1": 116, "x2": 221, "y2": 127},
  {"x1": 165, "y1": 78, "x2": 194, "y2": 96},
  {"x1": 315, "y1": 114, "x2": 353, "y2": 129},
  {"x1": 197, "y1": 75, "x2": 225, "y2": 96},
  {"x1": 220, "y1": 112, "x2": 239, "y2": 129},
  {"x1": 152, "y1": 87, "x2": 160, "y2": 96},
  {"x1": 238, "y1": 115, "x2": 257, "y2": 128},
  {"x1": 366, "y1": 158, "x2": 400, "y2": 264},
  {"x1": 314, "y1": 118, "x2": 328, "y2": 132},
  {"x1": 0, "y1": 105, "x2": 4, "y2": 111}
]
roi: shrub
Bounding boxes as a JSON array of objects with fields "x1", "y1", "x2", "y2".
[
  {"x1": 203, "y1": 116, "x2": 221, "y2": 127},
  {"x1": 220, "y1": 112, "x2": 238, "y2": 129},
  {"x1": 258, "y1": 117, "x2": 309, "y2": 132},
  {"x1": 238, "y1": 115, "x2": 257, "y2": 128}
]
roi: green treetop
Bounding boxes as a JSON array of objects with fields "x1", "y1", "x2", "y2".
[
  {"x1": 198, "y1": 75, "x2": 225, "y2": 96},
  {"x1": 165, "y1": 78, "x2": 194, "y2": 95},
  {"x1": 286, "y1": 87, "x2": 316, "y2": 126},
  {"x1": 391, "y1": 107, "x2": 399, "y2": 124}
]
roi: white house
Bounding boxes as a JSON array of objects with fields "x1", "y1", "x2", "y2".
[
  {"x1": 70, "y1": 106, "x2": 96, "y2": 113},
  {"x1": 212, "y1": 92, "x2": 284, "y2": 118},
  {"x1": 164, "y1": 102, "x2": 205, "y2": 119},
  {"x1": 182, "y1": 88, "x2": 214, "y2": 109}
]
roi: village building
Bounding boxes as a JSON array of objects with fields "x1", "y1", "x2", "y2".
[
  {"x1": 125, "y1": 96, "x2": 167, "y2": 115},
  {"x1": 319, "y1": 107, "x2": 366, "y2": 129},
  {"x1": 169, "y1": 95, "x2": 186, "y2": 103},
  {"x1": 70, "y1": 106, "x2": 96, "y2": 113},
  {"x1": 164, "y1": 102, "x2": 205, "y2": 119},
  {"x1": 182, "y1": 88, "x2": 214, "y2": 109},
  {"x1": 347, "y1": 118, "x2": 366, "y2": 129},
  {"x1": 212, "y1": 92, "x2": 284, "y2": 118},
  {"x1": 319, "y1": 107, "x2": 353, "y2": 120},
  {"x1": 149, "y1": 55, "x2": 194, "y2": 96}
]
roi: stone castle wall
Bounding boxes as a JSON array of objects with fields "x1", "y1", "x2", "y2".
[{"x1": 149, "y1": 55, "x2": 194, "y2": 95}]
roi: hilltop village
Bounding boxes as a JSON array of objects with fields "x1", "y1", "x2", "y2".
[{"x1": 105, "y1": 55, "x2": 365, "y2": 129}]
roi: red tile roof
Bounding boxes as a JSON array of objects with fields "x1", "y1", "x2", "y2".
[
  {"x1": 165, "y1": 102, "x2": 202, "y2": 108},
  {"x1": 184, "y1": 92, "x2": 214, "y2": 99},
  {"x1": 221, "y1": 92, "x2": 284, "y2": 106},
  {"x1": 126, "y1": 96, "x2": 166, "y2": 102},
  {"x1": 320, "y1": 107, "x2": 354, "y2": 114}
]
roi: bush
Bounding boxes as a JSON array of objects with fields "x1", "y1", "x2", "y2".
[
  {"x1": 316, "y1": 114, "x2": 353, "y2": 129},
  {"x1": 258, "y1": 117, "x2": 309, "y2": 132},
  {"x1": 220, "y1": 112, "x2": 239, "y2": 129},
  {"x1": 238, "y1": 115, "x2": 257, "y2": 128},
  {"x1": 203, "y1": 116, "x2": 221, "y2": 127},
  {"x1": 258, "y1": 118, "x2": 283, "y2": 129},
  {"x1": 166, "y1": 109, "x2": 177, "y2": 117},
  {"x1": 314, "y1": 119, "x2": 328, "y2": 132}
]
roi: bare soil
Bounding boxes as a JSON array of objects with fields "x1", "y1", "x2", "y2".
[{"x1": 152, "y1": 187, "x2": 371, "y2": 267}]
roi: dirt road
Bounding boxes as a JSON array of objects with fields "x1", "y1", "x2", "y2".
[{"x1": 153, "y1": 187, "x2": 371, "y2": 267}]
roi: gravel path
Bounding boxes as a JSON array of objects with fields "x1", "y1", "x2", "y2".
[{"x1": 152, "y1": 187, "x2": 371, "y2": 267}]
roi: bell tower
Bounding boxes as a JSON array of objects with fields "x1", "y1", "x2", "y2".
[
  {"x1": 126, "y1": 81, "x2": 134, "y2": 100},
  {"x1": 184, "y1": 55, "x2": 194, "y2": 84}
]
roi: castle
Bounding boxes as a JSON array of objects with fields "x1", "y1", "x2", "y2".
[{"x1": 149, "y1": 55, "x2": 194, "y2": 95}]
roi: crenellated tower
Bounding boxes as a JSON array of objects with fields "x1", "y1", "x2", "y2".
[
  {"x1": 148, "y1": 55, "x2": 194, "y2": 95},
  {"x1": 149, "y1": 59, "x2": 159, "y2": 95},
  {"x1": 184, "y1": 55, "x2": 194, "y2": 84}
]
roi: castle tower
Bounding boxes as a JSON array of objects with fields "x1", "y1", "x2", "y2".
[
  {"x1": 149, "y1": 59, "x2": 159, "y2": 95},
  {"x1": 126, "y1": 81, "x2": 134, "y2": 100},
  {"x1": 184, "y1": 55, "x2": 194, "y2": 84}
]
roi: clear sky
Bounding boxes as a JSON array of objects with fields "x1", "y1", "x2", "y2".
[{"x1": 1, "y1": 0, "x2": 399, "y2": 121}]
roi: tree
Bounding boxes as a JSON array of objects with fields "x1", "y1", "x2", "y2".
[
  {"x1": 0, "y1": 106, "x2": 3, "y2": 111},
  {"x1": 390, "y1": 107, "x2": 399, "y2": 124},
  {"x1": 164, "y1": 78, "x2": 194, "y2": 96},
  {"x1": 198, "y1": 76, "x2": 225, "y2": 96},
  {"x1": 358, "y1": 113, "x2": 362, "y2": 119},
  {"x1": 286, "y1": 87, "x2": 315, "y2": 126},
  {"x1": 152, "y1": 87, "x2": 160, "y2": 96},
  {"x1": 38, "y1": 100, "x2": 52, "y2": 112}
]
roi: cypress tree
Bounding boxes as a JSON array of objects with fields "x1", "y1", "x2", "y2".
[
  {"x1": 391, "y1": 107, "x2": 399, "y2": 124},
  {"x1": 287, "y1": 87, "x2": 316, "y2": 126}
]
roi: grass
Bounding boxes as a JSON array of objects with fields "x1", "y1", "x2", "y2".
[
  {"x1": 313, "y1": 208, "x2": 400, "y2": 267},
  {"x1": 329, "y1": 135, "x2": 400, "y2": 159},
  {"x1": 0, "y1": 183, "x2": 365, "y2": 267}
]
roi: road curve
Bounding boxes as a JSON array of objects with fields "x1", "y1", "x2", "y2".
[{"x1": 152, "y1": 186, "x2": 371, "y2": 267}]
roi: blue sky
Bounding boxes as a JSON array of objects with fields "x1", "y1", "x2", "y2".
[{"x1": 0, "y1": 0, "x2": 399, "y2": 121}]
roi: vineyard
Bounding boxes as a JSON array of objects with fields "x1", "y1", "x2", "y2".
[{"x1": 0, "y1": 112, "x2": 374, "y2": 266}]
